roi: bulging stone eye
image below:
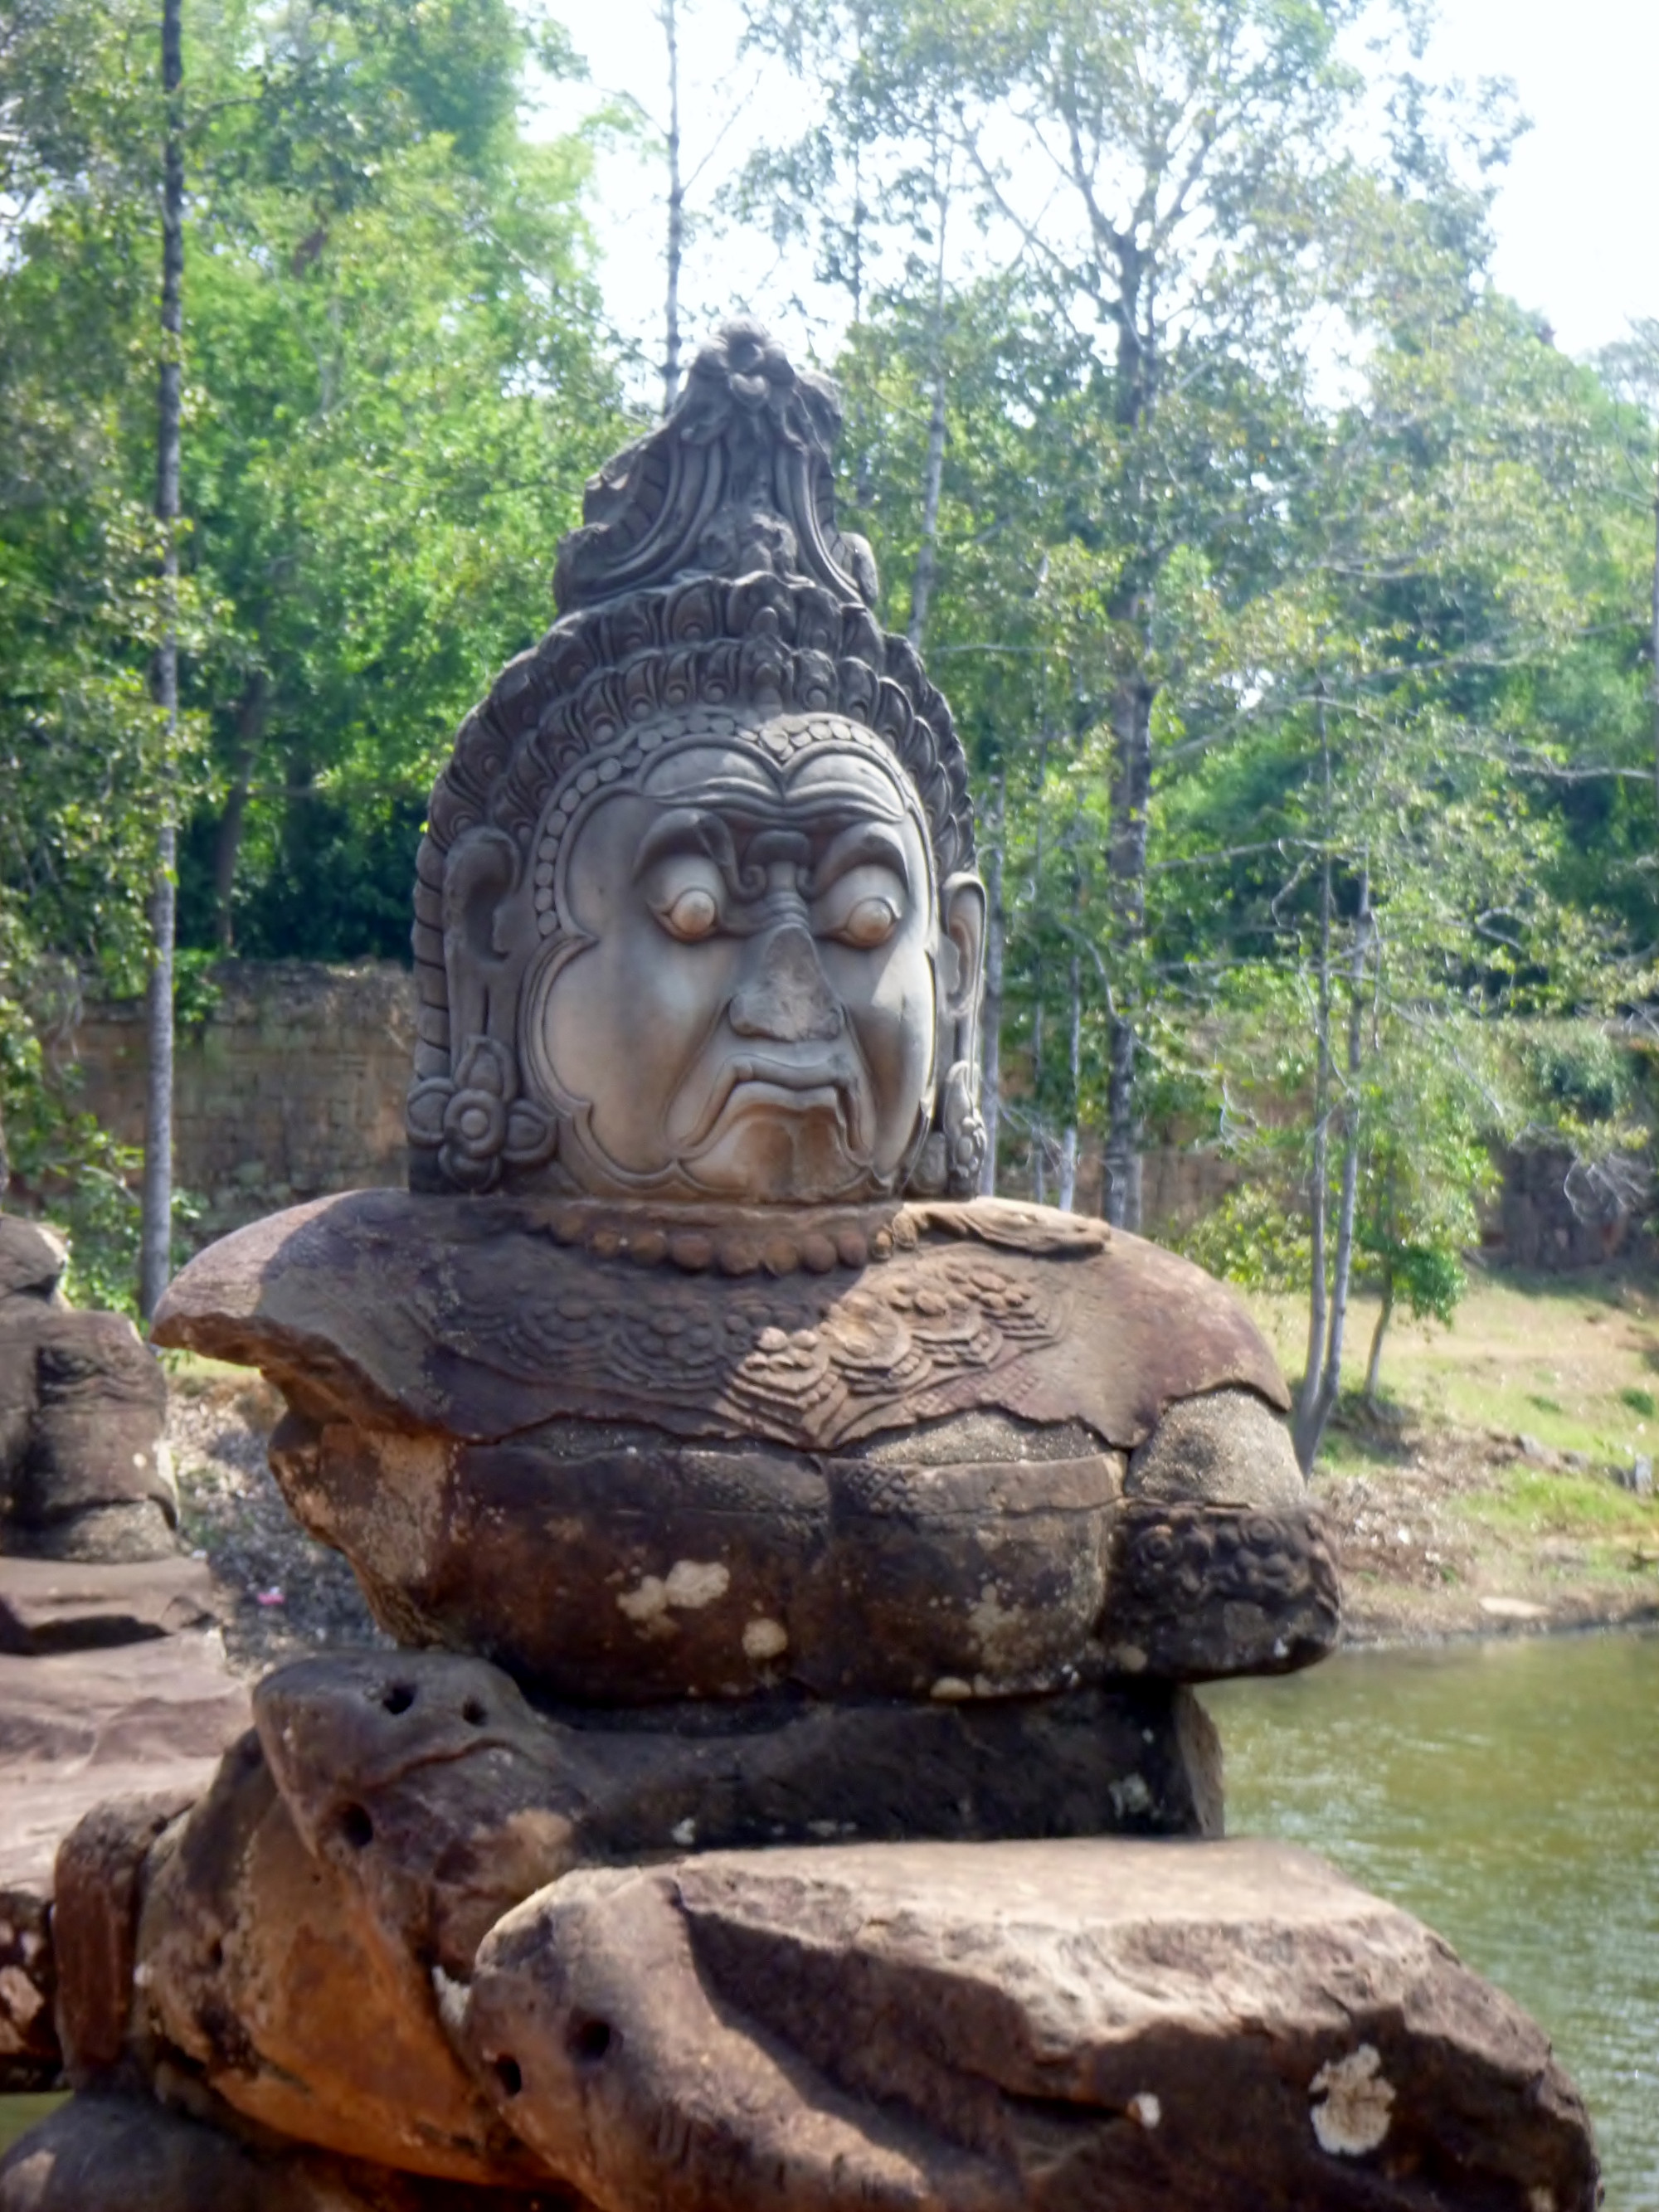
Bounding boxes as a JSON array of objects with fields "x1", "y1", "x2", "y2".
[
  {"x1": 835, "y1": 896, "x2": 898, "y2": 949},
  {"x1": 660, "y1": 886, "x2": 720, "y2": 941}
]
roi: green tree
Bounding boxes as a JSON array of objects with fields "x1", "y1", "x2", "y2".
[
  {"x1": 0, "y1": 0, "x2": 623, "y2": 1301},
  {"x1": 750, "y1": 0, "x2": 1404, "y2": 1224},
  {"x1": 0, "y1": 0, "x2": 209, "y2": 1242},
  {"x1": 1154, "y1": 275, "x2": 1639, "y2": 1461},
  {"x1": 2, "y1": 0, "x2": 624, "y2": 966}
]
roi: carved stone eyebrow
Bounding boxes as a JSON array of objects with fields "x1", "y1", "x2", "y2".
[
  {"x1": 808, "y1": 821, "x2": 912, "y2": 898},
  {"x1": 631, "y1": 808, "x2": 742, "y2": 887},
  {"x1": 633, "y1": 801, "x2": 912, "y2": 907}
]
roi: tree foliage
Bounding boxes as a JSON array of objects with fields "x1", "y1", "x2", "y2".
[
  {"x1": 0, "y1": 0, "x2": 624, "y2": 1236},
  {"x1": 738, "y1": 0, "x2": 1659, "y2": 1432}
]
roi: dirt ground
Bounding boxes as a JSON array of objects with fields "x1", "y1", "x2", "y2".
[
  {"x1": 167, "y1": 1364, "x2": 387, "y2": 1674},
  {"x1": 166, "y1": 1315, "x2": 1659, "y2": 1676},
  {"x1": 1309, "y1": 1419, "x2": 1659, "y2": 1644}
]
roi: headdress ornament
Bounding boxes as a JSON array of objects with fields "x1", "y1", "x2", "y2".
[{"x1": 408, "y1": 321, "x2": 978, "y2": 1195}]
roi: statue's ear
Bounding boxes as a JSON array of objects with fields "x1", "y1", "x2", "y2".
[
  {"x1": 442, "y1": 828, "x2": 524, "y2": 1051},
  {"x1": 940, "y1": 873, "x2": 986, "y2": 1026}
]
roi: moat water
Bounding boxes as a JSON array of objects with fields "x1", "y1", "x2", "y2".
[{"x1": 1206, "y1": 1629, "x2": 1659, "y2": 2211}]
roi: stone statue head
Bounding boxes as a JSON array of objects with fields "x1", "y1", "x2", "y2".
[{"x1": 406, "y1": 321, "x2": 985, "y2": 1206}]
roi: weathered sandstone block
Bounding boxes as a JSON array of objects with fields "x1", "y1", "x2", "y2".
[
  {"x1": 54, "y1": 1791, "x2": 198, "y2": 2086},
  {"x1": 464, "y1": 1835, "x2": 1598, "y2": 2212},
  {"x1": 109, "y1": 1648, "x2": 1216, "y2": 2174},
  {"x1": 0, "y1": 1634, "x2": 250, "y2": 2092},
  {"x1": 0, "y1": 2092, "x2": 585, "y2": 2212},
  {"x1": 1, "y1": 1303, "x2": 174, "y2": 1564},
  {"x1": 0, "y1": 1557, "x2": 216, "y2": 1656},
  {"x1": 134, "y1": 1730, "x2": 546, "y2": 2186},
  {"x1": 0, "y1": 1220, "x2": 67, "y2": 1307}
]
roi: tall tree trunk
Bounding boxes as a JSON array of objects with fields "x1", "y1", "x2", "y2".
[
  {"x1": 1294, "y1": 860, "x2": 1370, "y2": 1473},
  {"x1": 1058, "y1": 944, "x2": 1081, "y2": 1213},
  {"x1": 1102, "y1": 1012, "x2": 1139, "y2": 1226},
  {"x1": 1363, "y1": 1161, "x2": 1398, "y2": 1411},
  {"x1": 212, "y1": 672, "x2": 267, "y2": 955},
  {"x1": 1650, "y1": 480, "x2": 1658, "y2": 835},
  {"x1": 1364, "y1": 1269, "x2": 1394, "y2": 1410},
  {"x1": 1029, "y1": 726, "x2": 1049, "y2": 1206},
  {"x1": 906, "y1": 163, "x2": 949, "y2": 649},
  {"x1": 1102, "y1": 665, "x2": 1150, "y2": 1229},
  {"x1": 1101, "y1": 242, "x2": 1153, "y2": 1234},
  {"x1": 1297, "y1": 690, "x2": 1335, "y2": 1441},
  {"x1": 659, "y1": 0, "x2": 683, "y2": 416},
  {"x1": 139, "y1": 0, "x2": 183, "y2": 1324},
  {"x1": 849, "y1": 141, "x2": 864, "y2": 328},
  {"x1": 978, "y1": 772, "x2": 1005, "y2": 1196}
]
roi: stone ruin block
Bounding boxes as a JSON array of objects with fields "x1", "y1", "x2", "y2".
[{"x1": 0, "y1": 1218, "x2": 174, "y2": 1564}]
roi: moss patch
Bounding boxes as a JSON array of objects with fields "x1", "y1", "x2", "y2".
[{"x1": 1459, "y1": 1465, "x2": 1653, "y2": 1535}]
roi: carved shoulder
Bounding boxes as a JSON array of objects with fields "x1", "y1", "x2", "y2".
[
  {"x1": 907, "y1": 1200, "x2": 1290, "y2": 1447},
  {"x1": 1126, "y1": 1386, "x2": 1305, "y2": 1511},
  {"x1": 155, "y1": 1190, "x2": 1290, "y2": 1461}
]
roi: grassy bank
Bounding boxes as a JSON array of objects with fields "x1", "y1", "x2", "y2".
[{"x1": 1243, "y1": 1268, "x2": 1659, "y2": 1643}]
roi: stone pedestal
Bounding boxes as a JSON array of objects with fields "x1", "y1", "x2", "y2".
[{"x1": 7, "y1": 1810, "x2": 1598, "y2": 2212}]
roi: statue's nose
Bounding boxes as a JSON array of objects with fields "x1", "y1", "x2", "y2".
[{"x1": 729, "y1": 921, "x2": 844, "y2": 1043}]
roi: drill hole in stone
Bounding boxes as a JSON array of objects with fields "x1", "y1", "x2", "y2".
[
  {"x1": 462, "y1": 1697, "x2": 488, "y2": 1725},
  {"x1": 568, "y1": 2015, "x2": 613, "y2": 2064},
  {"x1": 382, "y1": 1683, "x2": 417, "y2": 1715},
  {"x1": 494, "y1": 2054, "x2": 523, "y2": 2098},
  {"x1": 338, "y1": 1802, "x2": 375, "y2": 1850}
]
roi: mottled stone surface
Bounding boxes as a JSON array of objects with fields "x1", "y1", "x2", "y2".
[
  {"x1": 464, "y1": 1836, "x2": 1598, "y2": 2212},
  {"x1": 153, "y1": 1192, "x2": 1286, "y2": 1451},
  {"x1": 0, "y1": 1557, "x2": 216, "y2": 1656},
  {"x1": 1102, "y1": 1500, "x2": 1340, "y2": 1679},
  {"x1": 0, "y1": 1636, "x2": 248, "y2": 1796},
  {"x1": 1126, "y1": 1384, "x2": 1304, "y2": 1508},
  {"x1": 0, "y1": 1883, "x2": 54, "y2": 2089},
  {"x1": 0, "y1": 1634, "x2": 250, "y2": 2091},
  {"x1": 135, "y1": 1730, "x2": 545, "y2": 2186},
  {"x1": 55, "y1": 1792, "x2": 197, "y2": 2086},
  {"x1": 114, "y1": 1649, "x2": 1218, "y2": 2176},
  {"x1": 0, "y1": 2093, "x2": 586, "y2": 2212},
  {"x1": 1, "y1": 1302, "x2": 174, "y2": 1564},
  {"x1": 250, "y1": 1651, "x2": 1222, "y2": 1918},
  {"x1": 155, "y1": 1192, "x2": 1336, "y2": 1699},
  {"x1": 0, "y1": 1221, "x2": 66, "y2": 1307}
]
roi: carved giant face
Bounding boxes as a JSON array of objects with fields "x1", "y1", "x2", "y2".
[{"x1": 520, "y1": 727, "x2": 983, "y2": 1203}]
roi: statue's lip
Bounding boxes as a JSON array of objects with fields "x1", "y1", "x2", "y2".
[
  {"x1": 669, "y1": 1052, "x2": 867, "y2": 1155},
  {"x1": 724, "y1": 1056, "x2": 852, "y2": 1092}
]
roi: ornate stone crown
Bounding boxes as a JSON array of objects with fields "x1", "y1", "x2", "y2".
[{"x1": 408, "y1": 322, "x2": 981, "y2": 1198}]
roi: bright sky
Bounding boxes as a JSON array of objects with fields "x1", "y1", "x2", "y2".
[
  {"x1": 546, "y1": 0, "x2": 1659, "y2": 387},
  {"x1": 1428, "y1": 0, "x2": 1659, "y2": 355}
]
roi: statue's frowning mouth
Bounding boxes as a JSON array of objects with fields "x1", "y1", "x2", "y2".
[{"x1": 675, "y1": 1055, "x2": 872, "y2": 1165}]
